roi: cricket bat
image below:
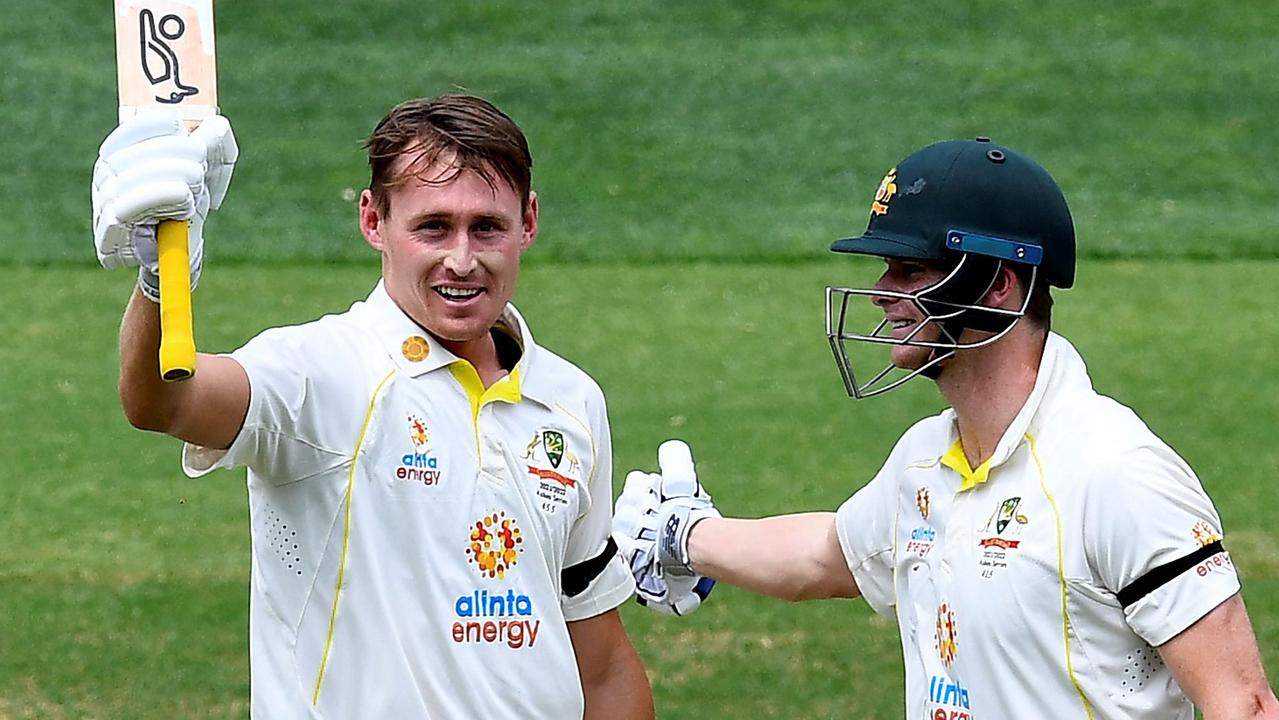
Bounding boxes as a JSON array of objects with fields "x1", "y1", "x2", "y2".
[{"x1": 114, "y1": 0, "x2": 218, "y2": 382}]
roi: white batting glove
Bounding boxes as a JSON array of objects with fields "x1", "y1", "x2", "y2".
[
  {"x1": 614, "y1": 440, "x2": 720, "y2": 616},
  {"x1": 92, "y1": 111, "x2": 238, "y2": 301}
]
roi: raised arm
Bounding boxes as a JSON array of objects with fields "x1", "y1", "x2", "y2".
[
  {"x1": 95, "y1": 113, "x2": 248, "y2": 449},
  {"x1": 118, "y1": 288, "x2": 249, "y2": 449}
]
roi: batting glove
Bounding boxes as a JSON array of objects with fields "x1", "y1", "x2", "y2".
[
  {"x1": 92, "y1": 111, "x2": 238, "y2": 301},
  {"x1": 614, "y1": 440, "x2": 720, "y2": 616}
]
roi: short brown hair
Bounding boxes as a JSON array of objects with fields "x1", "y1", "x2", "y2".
[
  {"x1": 1014, "y1": 265, "x2": 1054, "y2": 328},
  {"x1": 364, "y1": 94, "x2": 533, "y2": 218}
]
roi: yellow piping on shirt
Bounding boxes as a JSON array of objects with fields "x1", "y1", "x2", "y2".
[
  {"x1": 311, "y1": 368, "x2": 396, "y2": 706},
  {"x1": 554, "y1": 402, "x2": 597, "y2": 487},
  {"x1": 1027, "y1": 433, "x2": 1096, "y2": 719}
]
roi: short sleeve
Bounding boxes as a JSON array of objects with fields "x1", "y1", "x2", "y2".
[
  {"x1": 835, "y1": 469, "x2": 899, "y2": 618},
  {"x1": 182, "y1": 325, "x2": 350, "y2": 484},
  {"x1": 560, "y1": 390, "x2": 633, "y2": 621},
  {"x1": 1085, "y1": 444, "x2": 1240, "y2": 646}
]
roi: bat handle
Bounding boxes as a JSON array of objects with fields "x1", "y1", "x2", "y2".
[{"x1": 157, "y1": 219, "x2": 196, "y2": 381}]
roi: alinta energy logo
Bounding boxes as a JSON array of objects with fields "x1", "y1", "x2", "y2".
[
  {"x1": 453, "y1": 512, "x2": 540, "y2": 650},
  {"x1": 915, "y1": 486, "x2": 931, "y2": 520},
  {"x1": 466, "y1": 512, "x2": 524, "y2": 579},
  {"x1": 936, "y1": 602, "x2": 958, "y2": 667},
  {"x1": 396, "y1": 414, "x2": 441, "y2": 486},
  {"x1": 1191, "y1": 520, "x2": 1221, "y2": 547},
  {"x1": 927, "y1": 674, "x2": 973, "y2": 720}
]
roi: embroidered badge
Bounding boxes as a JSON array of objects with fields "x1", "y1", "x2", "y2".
[
  {"x1": 870, "y1": 167, "x2": 898, "y2": 217},
  {"x1": 401, "y1": 335, "x2": 430, "y2": 362}
]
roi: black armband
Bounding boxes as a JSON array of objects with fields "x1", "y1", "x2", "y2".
[
  {"x1": 1116, "y1": 541, "x2": 1225, "y2": 608},
  {"x1": 562, "y1": 537, "x2": 618, "y2": 598}
]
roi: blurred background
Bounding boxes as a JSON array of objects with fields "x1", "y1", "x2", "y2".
[{"x1": 2, "y1": 1, "x2": 1276, "y2": 717}]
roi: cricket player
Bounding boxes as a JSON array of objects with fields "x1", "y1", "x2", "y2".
[
  {"x1": 615, "y1": 139, "x2": 1279, "y2": 718},
  {"x1": 93, "y1": 94, "x2": 653, "y2": 719}
]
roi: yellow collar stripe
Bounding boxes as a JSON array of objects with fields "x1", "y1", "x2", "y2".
[
  {"x1": 940, "y1": 439, "x2": 995, "y2": 492},
  {"x1": 449, "y1": 362, "x2": 522, "y2": 422}
]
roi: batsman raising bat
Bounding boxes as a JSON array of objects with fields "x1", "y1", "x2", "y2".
[
  {"x1": 614, "y1": 139, "x2": 1279, "y2": 719},
  {"x1": 94, "y1": 92, "x2": 654, "y2": 717}
]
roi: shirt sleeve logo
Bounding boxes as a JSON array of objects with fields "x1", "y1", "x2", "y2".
[{"x1": 1191, "y1": 520, "x2": 1221, "y2": 547}]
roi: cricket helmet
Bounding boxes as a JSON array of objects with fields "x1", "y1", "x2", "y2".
[{"x1": 825, "y1": 138, "x2": 1075, "y2": 398}]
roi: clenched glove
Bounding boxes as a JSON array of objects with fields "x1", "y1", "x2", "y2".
[
  {"x1": 614, "y1": 440, "x2": 719, "y2": 615},
  {"x1": 92, "y1": 112, "x2": 238, "y2": 301}
]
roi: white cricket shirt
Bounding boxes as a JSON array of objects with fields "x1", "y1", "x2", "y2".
[
  {"x1": 835, "y1": 333, "x2": 1239, "y2": 719},
  {"x1": 183, "y1": 282, "x2": 634, "y2": 719}
]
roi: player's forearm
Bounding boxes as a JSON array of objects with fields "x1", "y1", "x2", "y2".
[
  {"x1": 688, "y1": 513, "x2": 859, "y2": 602},
  {"x1": 570, "y1": 610, "x2": 654, "y2": 720},
  {"x1": 1160, "y1": 594, "x2": 1279, "y2": 719},
  {"x1": 118, "y1": 288, "x2": 249, "y2": 449},
  {"x1": 580, "y1": 647, "x2": 654, "y2": 720},
  {"x1": 118, "y1": 287, "x2": 177, "y2": 431}
]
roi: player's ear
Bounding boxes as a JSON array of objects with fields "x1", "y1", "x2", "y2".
[
  {"x1": 359, "y1": 190, "x2": 385, "y2": 251},
  {"x1": 985, "y1": 263, "x2": 1021, "y2": 309},
  {"x1": 519, "y1": 190, "x2": 538, "y2": 251}
]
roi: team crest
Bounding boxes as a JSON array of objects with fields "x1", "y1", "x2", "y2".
[
  {"x1": 936, "y1": 602, "x2": 958, "y2": 667},
  {"x1": 542, "y1": 430, "x2": 565, "y2": 469},
  {"x1": 870, "y1": 167, "x2": 897, "y2": 217},
  {"x1": 995, "y1": 497, "x2": 1021, "y2": 534},
  {"x1": 915, "y1": 487, "x2": 931, "y2": 520}
]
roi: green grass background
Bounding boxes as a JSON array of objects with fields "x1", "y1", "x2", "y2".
[{"x1": 2, "y1": 0, "x2": 1278, "y2": 717}]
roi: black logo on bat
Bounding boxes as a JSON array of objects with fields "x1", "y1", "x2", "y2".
[{"x1": 139, "y1": 8, "x2": 199, "y2": 104}]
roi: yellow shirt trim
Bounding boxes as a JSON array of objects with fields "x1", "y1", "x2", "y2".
[
  {"x1": 1028, "y1": 433, "x2": 1097, "y2": 719},
  {"x1": 940, "y1": 439, "x2": 995, "y2": 492},
  {"x1": 312, "y1": 368, "x2": 396, "y2": 705}
]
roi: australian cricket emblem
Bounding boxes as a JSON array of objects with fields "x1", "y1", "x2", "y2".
[
  {"x1": 977, "y1": 496, "x2": 1029, "y2": 579},
  {"x1": 870, "y1": 167, "x2": 897, "y2": 217},
  {"x1": 542, "y1": 430, "x2": 565, "y2": 469},
  {"x1": 522, "y1": 429, "x2": 582, "y2": 514}
]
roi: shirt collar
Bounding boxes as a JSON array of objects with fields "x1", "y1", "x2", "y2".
[
  {"x1": 944, "y1": 332, "x2": 1092, "y2": 491},
  {"x1": 355, "y1": 281, "x2": 555, "y2": 406}
]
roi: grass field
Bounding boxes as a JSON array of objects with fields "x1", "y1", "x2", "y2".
[
  {"x1": 2, "y1": 260, "x2": 1277, "y2": 718},
  {"x1": 4, "y1": 0, "x2": 1279, "y2": 716},
  {"x1": 4, "y1": 1, "x2": 1279, "y2": 265}
]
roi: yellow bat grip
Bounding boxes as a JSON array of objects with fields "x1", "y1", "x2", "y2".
[{"x1": 157, "y1": 219, "x2": 196, "y2": 382}]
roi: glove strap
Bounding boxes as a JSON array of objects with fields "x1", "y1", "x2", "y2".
[
  {"x1": 137, "y1": 268, "x2": 162, "y2": 303},
  {"x1": 658, "y1": 506, "x2": 717, "y2": 577}
]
